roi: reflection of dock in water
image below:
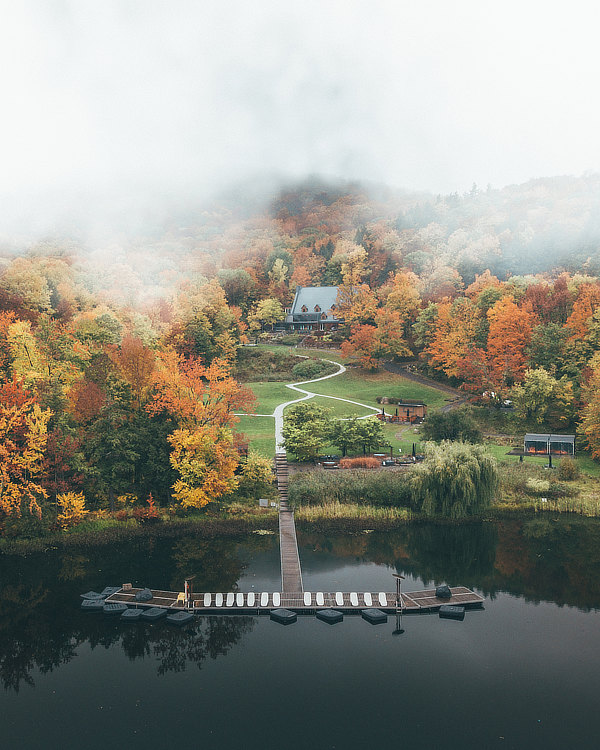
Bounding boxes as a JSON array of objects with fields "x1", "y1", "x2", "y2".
[
  {"x1": 102, "y1": 451, "x2": 485, "y2": 617},
  {"x1": 104, "y1": 585, "x2": 484, "y2": 614}
]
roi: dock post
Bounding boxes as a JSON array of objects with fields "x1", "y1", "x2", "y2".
[{"x1": 392, "y1": 573, "x2": 405, "y2": 613}]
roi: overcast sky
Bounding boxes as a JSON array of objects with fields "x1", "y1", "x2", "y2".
[{"x1": 1, "y1": 0, "x2": 599, "y2": 232}]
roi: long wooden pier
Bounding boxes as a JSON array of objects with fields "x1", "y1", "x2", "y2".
[
  {"x1": 275, "y1": 452, "x2": 303, "y2": 593},
  {"x1": 105, "y1": 586, "x2": 484, "y2": 614}
]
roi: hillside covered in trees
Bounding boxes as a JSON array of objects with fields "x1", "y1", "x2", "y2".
[{"x1": 2, "y1": 174, "x2": 600, "y2": 535}]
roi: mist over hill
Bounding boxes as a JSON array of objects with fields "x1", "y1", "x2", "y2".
[{"x1": 3, "y1": 173, "x2": 599, "y2": 296}]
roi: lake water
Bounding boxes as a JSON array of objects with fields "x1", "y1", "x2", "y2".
[{"x1": 1, "y1": 518, "x2": 600, "y2": 749}]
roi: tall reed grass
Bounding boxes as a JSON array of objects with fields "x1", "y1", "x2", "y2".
[
  {"x1": 288, "y1": 469, "x2": 413, "y2": 509},
  {"x1": 295, "y1": 501, "x2": 411, "y2": 521}
]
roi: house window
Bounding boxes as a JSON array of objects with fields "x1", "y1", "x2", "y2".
[
  {"x1": 314, "y1": 305, "x2": 321, "y2": 312},
  {"x1": 321, "y1": 313, "x2": 327, "y2": 320},
  {"x1": 301, "y1": 305, "x2": 308, "y2": 313},
  {"x1": 330, "y1": 304, "x2": 336, "y2": 310}
]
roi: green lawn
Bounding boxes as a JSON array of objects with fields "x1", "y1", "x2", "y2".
[
  {"x1": 239, "y1": 347, "x2": 454, "y2": 458},
  {"x1": 304, "y1": 367, "x2": 448, "y2": 411},
  {"x1": 242, "y1": 382, "x2": 294, "y2": 414},
  {"x1": 236, "y1": 416, "x2": 276, "y2": 458},
  {"x1": 257, "y1": 344, "x2": 347, "y2": 365},
  {"x1": 485, "y1": 441, "x2": 600, "y2": 477},
  {"x1": 305, "y1": 396, "x2": 375, "y2": 419}
]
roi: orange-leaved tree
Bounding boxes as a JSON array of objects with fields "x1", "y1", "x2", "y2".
[
  {"x1": 565, "y1": 282, "x2": 600, "y2": 341},
  {"x1": 110, "y1": 335, "x2": 156, "y2": 408},
  {"x1": 487, "y1": 297, "x2": 536, "y2": 389},
  {"x1": 426, "y1": 297, "x2": 479, "y2": 379},
  {"x1": 374, "y1": 308, "x2": 413, "y2": 359},
  {"x1": 0, "y1": 377, "x2": 52, "y2": 527},
  {"x1": 341, "y1": 324, "x2": 379, "y2": 369},
  {"x1": 336, "y1": 283, "x2": 378, "y2": 325},
  {"x1": 148, "y1": 352, "x2": 253, "y2": 428},
  {"x1": 148, "y1": 353, "x2": 254, "y2": 508},
  {"x1": 580, "y1": 354, "x2": 600, "y2": 458}
]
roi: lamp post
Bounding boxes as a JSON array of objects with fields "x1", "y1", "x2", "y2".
[
  {"x1": 392, "y1": 573, "x2": 406, "y2": 635},
  {"x1": 392, "y1": 573, "x2": 405, "y2": 612}
]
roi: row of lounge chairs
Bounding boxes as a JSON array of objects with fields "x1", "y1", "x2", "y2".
[{"x1": 191, "y1": 592, "x2": 390, "y2": 608}]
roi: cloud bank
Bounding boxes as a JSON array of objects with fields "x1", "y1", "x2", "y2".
[{"x1": 1, "y1": 1, "x2": 599, "y2": 234}]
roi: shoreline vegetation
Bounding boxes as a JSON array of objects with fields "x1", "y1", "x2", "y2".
[
  {"x1": 3, "y1": 344, "x2": 600, "y2": 551},
  {"x1": 3, "y1": 477, "x2": 600, "y2": 557}
]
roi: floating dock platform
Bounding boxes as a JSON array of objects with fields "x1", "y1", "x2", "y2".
[{"x1": 105, "y1": 585, "x2": 483, "y2": 614}]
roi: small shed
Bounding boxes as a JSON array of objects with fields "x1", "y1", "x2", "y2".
[
  {"x1": 524, "y1": 433, "x2": 575, "y2": 456},
  {"x1": 397, "y1": 401, "x2": 427, "y2": 419}
]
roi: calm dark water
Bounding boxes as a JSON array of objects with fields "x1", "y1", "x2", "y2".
[{"x1": 1, "y1": 518, "x2": 600, "y2": 750}]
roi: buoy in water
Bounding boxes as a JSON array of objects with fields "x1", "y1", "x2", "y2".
[
  {"x1": 361, "y1": 608, "x2": 387, "y2": 625},
  {"x1": 269, "y1": 608, "x2": 297, "y2": 625},
  {"x1": 121, "y1": 608, "x2": 142, "y2": 622},
  {"x1": 103, "y1": 602, "x2": 128, "y2": 616},
  {"x1": 439, "y1": 605, "x2": 465, "y2": 621},
  {"x1": 141, "y1": 607, "x2": 167, "y2": 622},
  {"x1": 316, "y1": 609, "x2": 343, "y2": 625},
  {"x1": 167, "y1": 611, "x2": 195, "y2": 627}
]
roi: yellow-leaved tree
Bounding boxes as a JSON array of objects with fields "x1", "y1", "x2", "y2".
[
  {"x1": 56, "y1": 491, "x2": 88, "y2": 529},
  {"x1": 0, "y1": 379, "x2": 52, "y2": 527},
  {"x1": 168, "y1": 426, "x2": 239, "y2": 509}
]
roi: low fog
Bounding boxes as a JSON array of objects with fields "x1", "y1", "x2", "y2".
[{"x1": 1, "y1": 1, "x2": 600, "y2": 239}]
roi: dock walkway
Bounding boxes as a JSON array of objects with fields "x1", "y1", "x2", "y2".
[
  {"x1": 275, "y1": 452, "x2": 303, "y2": 593},
  {"x1": 105, "y1": 586, "x2": 484, "y2": 614}
]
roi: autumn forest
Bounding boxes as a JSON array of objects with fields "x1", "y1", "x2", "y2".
[{"x1": 2, "y1": 174, "x2": 600, "y2": 537}]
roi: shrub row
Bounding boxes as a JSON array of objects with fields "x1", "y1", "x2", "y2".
[
  {"x1": 338, "y1": 457, "x2": 380, "y2": 469},
  {"x1": 288, "y1": 469, "x2": 414, "y2": 509}
]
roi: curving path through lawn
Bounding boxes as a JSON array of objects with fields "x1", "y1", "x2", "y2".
[
  {"x1": 237, "y1": 358, "x2": 380, "y2": 452},
  {"x1": 273, "y1": 359, "x2": 380, "y2": 451}
]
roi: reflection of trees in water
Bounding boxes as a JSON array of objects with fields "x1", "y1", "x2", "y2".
[
  {"x1": 2, "y1": 519, "x2": 600, "y2": 692},
  {"x1": 0, "y1": 600, "x2": 255, "y2": 691},
  {"x1": 300, "y1": 524, "x2": 498, "y2": 585},
  {"x1": 0, "y1": 532, "x2": 269, "y2": 692},
  {"x1": 301, "y1": 519, "x2": 600, "y2": 610},
  {"x1": 170, "y1": 535, "x2": 275, "y2": 592},
  {"x1": 398, "y1": 523, "x2": 499, "y2": 586},
  {"x1": 0, "y1": 582, "x2": 78, "y2": 692},
  {"x1": 147, "y1": 617, "x2": 254, "y2": 676},
  {"x1": 498, "y1": 516, "x2": 600, "y2": 609}
]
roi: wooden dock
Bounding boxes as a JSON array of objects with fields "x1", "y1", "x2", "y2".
[
  {"x1": 105, "y1": 586, "x2": 484, "y2": 614},
  {"x1": 275, "y1": 452, "x2": 303, "y2": 593},
  {"x1": 99, "y1": 451, "x2": 486, "y2": 620}
]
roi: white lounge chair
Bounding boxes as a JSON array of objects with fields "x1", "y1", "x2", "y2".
[
  {"x1": 350, "y1": 592, "x2": 359, "y2": 607},
  {"x1": 316, "y1": 592, "x2": 325, "y2": 606},
  {"x1": 236, "y1": 593, "x2": 244, "y2": 607},
  {"x1": 378, "y1": 592, "x2": 387, "y2": 607},
  {"x1": 363, "y1": 592, "x2": 373, "y2": 607},
  {"x1": 335, "y1": 592, "x2": 344, "y2": 606},
  {"x1": 260, "y1": 592, "x2": 269, "y2": 607},
  {"x1": 215, "y1": 593, "x2": 224, "y2": 607},
  {"x1": 226, "y1": 593, "x2": 235, "y2": 607},
  {"x1": 203, "y1": 592, "x2": 212, "y2": 607},
  {"x1": 273, "y1": 592, "x2": 281, "y2": 607},
  {"x1": 247, "y1": 592, "x2": 256, "y2": 607},
  {"x1": 304, "y1": 592, "x2": 312, "y2": 606}
]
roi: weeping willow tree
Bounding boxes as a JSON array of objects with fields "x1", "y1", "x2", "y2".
[{"x1": 412, "y1": 441, "x2": 498, "y2": 518}]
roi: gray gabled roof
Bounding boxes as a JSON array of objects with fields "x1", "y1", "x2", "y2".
[{"x1": 288, "y1": 286, "x2": 340, "y2": 321}]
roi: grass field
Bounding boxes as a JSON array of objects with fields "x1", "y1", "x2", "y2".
[
  {"x1": 241, "y1": 381, "x2": 293, "y2": 414},
  {"x1": 303, "y1": 367, "x2": 449, "y2": 411},
  {"x1": 239, "y1": 346, "x2": 449, "y2": 456},
  {"x1": 485, "y1": 441, "x2": 600, "y2": 477},
  {"x1": 236, "y1": 415, "x2": 276, "y2": 457}
]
